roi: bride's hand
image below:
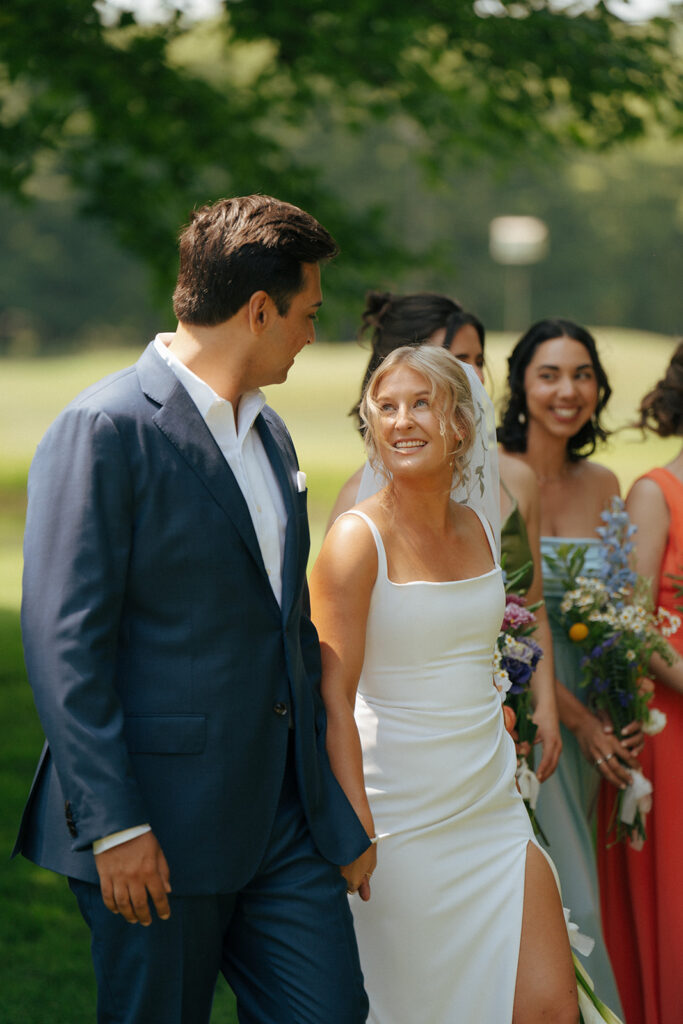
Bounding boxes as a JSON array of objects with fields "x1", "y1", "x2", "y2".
[{"x1": 341, "y1": 843, "x2": 377, "y2": 902}]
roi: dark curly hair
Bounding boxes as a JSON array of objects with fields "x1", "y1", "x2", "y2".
[
  {"x1": 637, "y1": 340, "x2": 683, "y2": 438},
  {"x1": 497, "y1": 318, "x2": 612, "y2": 461},
  {"x1": 350, "y1": 291, "x2": 470, "y2": 429}
]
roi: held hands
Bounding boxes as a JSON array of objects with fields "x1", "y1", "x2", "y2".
[
  {"x1": 341, "y1": 841, "x2": 377, "y2": 903},
  {"x1": 95, "y1": 831, "x2": 172, "y2": 925}
]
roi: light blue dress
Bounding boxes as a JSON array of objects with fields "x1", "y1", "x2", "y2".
[{"x1": 537, "y1": 537, "x2": 624, "y2": 1017}]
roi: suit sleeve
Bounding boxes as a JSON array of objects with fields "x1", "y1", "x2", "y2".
[{"x1": 21, "y1": 405, "x2": 148, "y2": 850}]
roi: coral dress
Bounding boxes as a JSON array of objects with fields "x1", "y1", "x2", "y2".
[
  {"x1": 597, "y1": 468, "x2": 683, "y2": 1024},
  {"x1": 345, "y1": 508, "x2": 551, "y2": 1023}
]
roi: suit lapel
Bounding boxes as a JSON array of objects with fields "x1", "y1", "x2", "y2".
[
  {"x1": 136, "y1": 344, "x2": 268, "y2": 581},
  {"x1": 256, "y1": 410, "x2": 303, "y2": 622}
]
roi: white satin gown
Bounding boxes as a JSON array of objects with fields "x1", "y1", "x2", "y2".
[{"x1": 346, "y1": 508, "x2": 543, "y2": 1023}]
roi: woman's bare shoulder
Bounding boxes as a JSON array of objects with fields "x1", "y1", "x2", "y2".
[
  {"x1": 579, "y1": 459, "x2": 620, "y2": 497},
  {"x1": 498, "y1": 449, "x2": 535, "y2": 484},
  {"x1": 315, "y1": 502, "x2": 379, "y2": 591},
  {"x1": 498, "y1": 450, "x2": 539, "y2": 518},
  {"x1": 498, "y1": 451, "x2": 538, "y2": 490},
  {"x1": 627, "y1": 474, "x2": 669, "y2": 515}
]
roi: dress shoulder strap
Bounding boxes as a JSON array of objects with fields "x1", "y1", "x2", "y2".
[
  {"x1": 500, "y1": 475, "x2": 517, "y2": 508},
  {"x1": 642, "y1": 467, "x2": 683, "y2": 503},
  {"x1": 640, "y1": 467, "x2": 683, "y2": 536},
  {"x1": 338, "y1": 509, "x2": 388, "y2": 579}
]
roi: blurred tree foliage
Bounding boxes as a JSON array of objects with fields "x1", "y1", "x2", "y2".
[{"x1": 0, "y1": 0, "x2": 681, "y2": 348}]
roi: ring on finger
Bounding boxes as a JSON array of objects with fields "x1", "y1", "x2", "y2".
[
  {"x1": 604, "y1": 753, "x2": 614, "y2": 762},
  {"x1": 594, "y1": 757, "x2": 604, "y2": 766}
]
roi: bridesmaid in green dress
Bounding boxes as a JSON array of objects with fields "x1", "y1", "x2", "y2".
[
  {"x1": 497, "y1": 317, "x2": 646, "y2": 1017},
  {"x1": 328, "y1": 292, "x2": 561, "y2": 783}
]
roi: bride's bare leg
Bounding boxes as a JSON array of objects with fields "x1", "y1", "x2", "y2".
[{"x1": 512, "y1": 842, "x2": 578, "y2": 1024}]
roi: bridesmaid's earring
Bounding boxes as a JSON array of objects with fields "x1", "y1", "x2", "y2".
[{"x1": 518, "y1": 411, "x2": 526, "y2": 425}]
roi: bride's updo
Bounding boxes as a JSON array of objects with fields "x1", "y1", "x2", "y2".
[{"x1": 359, "y1": 346, "x2": 476, "y2": 490}]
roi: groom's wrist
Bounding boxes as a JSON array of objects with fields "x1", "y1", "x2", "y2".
[{"x1": 92, "y1": 824, "x2": 152, "y2": 855}]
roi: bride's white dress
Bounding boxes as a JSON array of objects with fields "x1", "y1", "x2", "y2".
[{"x1": 346, "y1": 508, "x2": 541, "y2": 1023}]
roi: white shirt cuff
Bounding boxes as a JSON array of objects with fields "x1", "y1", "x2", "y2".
[{"x1": 92, "y1": 824, "x2": 152, "y2": 855}]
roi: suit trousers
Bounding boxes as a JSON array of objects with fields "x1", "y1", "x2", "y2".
[{"x1": 69, "y1": 739, "x2": 369, "y2": 1024}]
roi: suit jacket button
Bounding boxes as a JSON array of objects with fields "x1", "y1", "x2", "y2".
[
  {"x1": 64, "y1": 800, "x2": 78, "y2": 838},
  {"x1": 273, "y1": 702, "x2": 288, "y2": 716}
]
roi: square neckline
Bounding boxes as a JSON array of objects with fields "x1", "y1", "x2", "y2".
[{"x1": 343, "y1": 508, "x2": 501, "y2": 587}]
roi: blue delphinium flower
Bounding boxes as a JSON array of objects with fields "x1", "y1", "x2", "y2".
[{"x1": 596, "y1": 497, "x2": 637, "y2": 596}]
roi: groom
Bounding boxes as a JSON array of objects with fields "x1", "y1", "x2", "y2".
[{"x1": 14, "y1": 195, "x2": 371, "y2": 1023}]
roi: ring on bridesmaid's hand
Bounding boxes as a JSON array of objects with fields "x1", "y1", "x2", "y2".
[
  {"x1": 604, "y1": 753, "x2": 614, "y2": 761},
  {"x1": 594, "y1": 757, "x2": 604, "y2": 766}
]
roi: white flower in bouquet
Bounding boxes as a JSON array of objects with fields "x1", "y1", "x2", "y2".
[{"x1": 642, "y1": 708, "x2": 667, "y2": 736}]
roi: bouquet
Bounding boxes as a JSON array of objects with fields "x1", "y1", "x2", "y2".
[
  {"x1": 494, "y1": 559, "x2": 547, "y2": 841},
  {"x1": 544, "y1": 496, "x2": 679, "y2": 848}
]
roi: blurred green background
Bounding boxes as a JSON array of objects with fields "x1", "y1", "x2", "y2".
[
  {"x1": 2, "y1": 0, "x2": 682, "y2": 1019},
  {"x1": 2, "y1": 333, "x2": 680, "y2": 1022}
]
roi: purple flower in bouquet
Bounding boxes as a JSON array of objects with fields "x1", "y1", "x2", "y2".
[
  {"x1": 502, "y1": 597, "x2": 537, "y2": 632},
  {"x1": 502, "y1": 636, "x2": 543, "y2": 693},
  {"x1": 494, "y1": 573, "x2": 548, "y2": 843}
]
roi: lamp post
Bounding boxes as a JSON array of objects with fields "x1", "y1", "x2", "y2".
[{"x1": 489, "y1": 216, "x2": 549, "y2": 332}]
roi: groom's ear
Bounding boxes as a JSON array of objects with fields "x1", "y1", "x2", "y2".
[{"x1": 247, "y1": 291, "x2": 274, "y2": 335}]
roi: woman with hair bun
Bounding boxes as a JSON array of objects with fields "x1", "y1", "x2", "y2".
[
  {"x1": 597, "y1": 341, "x2": 683, "y2": 1024},
  {"x1": 498, "y1": 318, "x2": 641, "y2": 1017}
]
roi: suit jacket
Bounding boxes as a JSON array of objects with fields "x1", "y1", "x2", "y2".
[{"x1": 14, "y1": 343, "x2": 369, "y2": 893}]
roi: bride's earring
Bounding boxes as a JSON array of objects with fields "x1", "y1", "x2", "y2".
[{"x1": 517, "y1": 410, "x2": 526, "y2": 425}]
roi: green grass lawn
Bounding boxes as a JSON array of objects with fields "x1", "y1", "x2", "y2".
[{"x1": 1, "y1": 330, "x2": 680, "y2": 1021}]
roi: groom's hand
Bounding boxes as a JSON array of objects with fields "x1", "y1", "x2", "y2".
[
  {"x1": 341, "y1": 844, "x2": 377, "y2": 903},
  {"x1": 95, "y1": 831, "x2": 172, "y2": 925}
]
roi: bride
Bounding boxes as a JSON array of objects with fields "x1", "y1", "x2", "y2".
[{"x1": 310, "y1": 346, "x2": 577, "y2": 1023}]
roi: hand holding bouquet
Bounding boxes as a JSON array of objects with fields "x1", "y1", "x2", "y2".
[{"x1": 544, "y1": 497, "x2": 679, "y2": 848}]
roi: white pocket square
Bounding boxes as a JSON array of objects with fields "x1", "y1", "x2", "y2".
[{"x1": 296, "y1": 470, "x2": 307, "y2": 493}]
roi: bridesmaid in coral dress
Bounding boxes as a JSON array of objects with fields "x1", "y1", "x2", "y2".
[{"x1": 597, "y1": 341, "x2": 683, "y2": 1024}]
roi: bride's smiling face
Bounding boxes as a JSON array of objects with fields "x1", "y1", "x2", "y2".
[{"x1": 374, "y1": 365, "x2": 454, "y2": 478}]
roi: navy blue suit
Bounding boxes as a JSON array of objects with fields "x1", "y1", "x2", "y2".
[{"x1": 15, "y1": 343, "x2": 369, "y2": 1022}]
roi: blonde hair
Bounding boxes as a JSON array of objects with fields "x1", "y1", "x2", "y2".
[{"x1": 359, "y1": 346, "x2": 476, "y2": 488}]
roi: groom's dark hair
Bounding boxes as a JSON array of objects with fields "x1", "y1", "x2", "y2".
[{"x1": 173, "y1": 194, "x2": 338, "y2": 326}]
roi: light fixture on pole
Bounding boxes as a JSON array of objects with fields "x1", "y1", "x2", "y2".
[{"x1": 489, "y1": 216, "x2": 549, "y2": 332}]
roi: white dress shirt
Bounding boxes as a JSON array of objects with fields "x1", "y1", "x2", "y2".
[{"x1": 93, "y1": 333, "x2": 288, "y2": 856}]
